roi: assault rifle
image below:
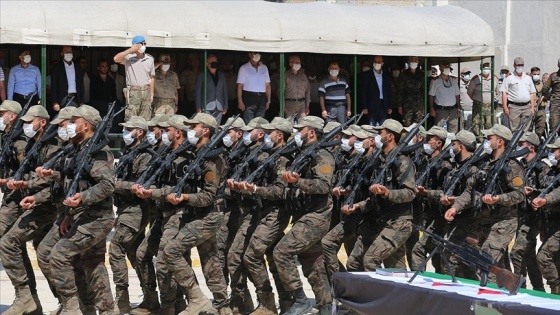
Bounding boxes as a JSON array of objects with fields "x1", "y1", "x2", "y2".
[
  {"x1": 410, "y1": 225, "x2": 525, "y2": 295},
  {"x1": 444, "y1": 143, "x2": 486, "y2": 196},
  {"x1": 0, "y1": 92, "x2": 35, "y2": 169},
  {"x1": 114, "y1": 139, "x2": 155, "y2": 180},
  {"x1": 243, "y1": 138, "x2": 298, "y2": 184},
  {"x1": 230, "y1": 142, "x2": 268, "y2": 182},
  {"x1": 524, "y1": 123, "x2": 560, "y2": 180},
  {"x1": 334, "y1": 151, "x2": 364, "y2": 189},
  {"x1": 415, "y1": 149, "x2": 451, "y2": 187}
]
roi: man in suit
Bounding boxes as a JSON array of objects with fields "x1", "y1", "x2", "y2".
[
  {"x1": 51, "y1": 46, "x2": 84, "y2": 111},
  {"x1": 195, "y1": 54, "x2": 228, "y2": 125},
  {"x1": 359, "y1": 55, "x2": 393, "y2": 126}
]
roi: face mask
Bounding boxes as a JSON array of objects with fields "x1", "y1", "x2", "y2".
[
  {"x1": 264, "y1": 134, "x2": 274, "y2": 149},
  {"x1": 449, "y1": 147, "x2": 456, "y2": 159},
  {"x1": 110, "y1": 64, "x2": 118, "y2": 72},
  {"x1": 500, "y1": 73, "x2": 506, "y2": 80},
  {"x1": 252, "y1": 54, "x2": 261, "y2": 63},
  {"x1": 392, "y1": 70, "x2": 400, "y2": 78},
  {"x1": 362, "y1": 67, "x2": 370, "y2": 72},
  {"x1": 549, "y1": 153, "x2": 558, "y2": 166},
  {"x1": 0, "y1": 117, "x2": 6, "y2": 131},
  {"x1": 122, "y1": 130, "x2": 135, "y2": 145},
  {"x1": 58, "y1": 126, "x2": 69, "y2": 141},
  {"x1": 138, "y1": 46, "x2": 147, "y2": 54},
  {"x1": 64, "y1": 53, "x2": 73, "y2": 62},
  {"x1": 423, "y1": 143, "x2": 434, "y2": 155},
  {"x1": 162, "y1": 131, "x2": 171, "y2": 146},
  {"x1": 354, "y1": 141, "x2": 365, "y2": 155},
  {"x1": 67, "y1": 123, "x2": 78, "y2": 139},
  {"x1": 187, "y1": 129, "x2": 200, "y2": 145},
  {"x1": 222, "y1": 134, "x2": 234, "y2": 147},
  {"x1": 533, "y1": 75, "x2": 540, "y2": 82},
  {"x1": 294, "y1": 131, "x2": 304, "y2": 147},
  {"x1": 516, "y1": 145, "x2": 523, "y2": 152},
  {"x1": 147, "y1": 131, "x2": 158, "y2": 145},
  {"x1": 23, "y1": 55, "x2": 32, "y2": 64},
  {"x1": 409, "y1": 62, "x2": 418, "y2": 70},
  {"x1": 341, "y1": 138, "x2": 352, "y2": 152},
  {"x1": 161, "y1": 64, "x2": 171, "y2": 71},
  {"x1": 462, "y1": 74, "x2": 471, "y2": 81},
  {"x1": 443, "y1": 68, "x2": 451, "y2": 76},
  {"x1": 482, "y1": 69, "x2": 491, "y2": 76},
  {"x1": 210, "y1": 62, "x2": 218, "y2": 69},
  {"x1": 242, "y1": 131, "x2": 253, "y2": 146},
  {"x1": 373, "y1": 63, "x2": 382, "y2": 71},
  {"x1": 292, "y1": 63, "x2": 301, "y2": 71},
  {"x1": 408, "y1": 139, "x2": 415, "y2": 146},
  {"x1": 329, "y1": 70, "x2": 339, "y2": 77},
  {"x1": 23, "y1": 123, "x2": 37, "y2": 138},
  {"x1": 515, "y1": 66, "x2": 524, "y2": 74},
  {"x1": 483, "y1": 140, "x2": 493, "y2": 155},
  {"x1": 374, "y1": 134, "x2": 384, "y2": 149},
  {"x1": 308, "y1": 76, "x2": 316, "y2": 81}
]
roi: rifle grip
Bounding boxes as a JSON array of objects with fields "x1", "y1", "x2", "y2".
[{"x1": 479, "y1": 272, "x2": 488, "y2": 287}]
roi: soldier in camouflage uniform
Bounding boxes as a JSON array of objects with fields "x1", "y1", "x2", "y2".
[
  {"x1": 467, "y1": 63, "x2": 498, "y2": 140},
  {"x1": 110, "y1": 116, "x2": 154, "y2": 313},
  {"x1": 238, "y1": 117, "x2": 295, "y2": 315},
  {"x1": 530, "y1": 67, "x2": 547, "y2": 138},
  {"x1": 531, "y1": 137, "x2": 560, "y2": 295},
  {"x1": 274, "y1": 116, "x2": 334, "y2": 315},
  {"x1": 0, "y1": 105, "x2": 60, "y2": 315},
  {"x1": 153, "y1": 54, "x2": 180, "y2": 115},
  {"x1": 544, "y1": 59, "x2": 560, "y2": 131},
  {"x1": 445, "y1": 124, "x2": 525, "y2": 283},
  {"x1": 344, "y1": 119, "x2": 415, "y2": 273},
  {"x1": 396, "y1": 56, "x2": 425, "y2": 127},
  {"x1": 34, "y1": 105, "x2": 116, "y2": 314}
]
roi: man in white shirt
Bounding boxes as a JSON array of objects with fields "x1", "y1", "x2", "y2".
[
  {"x1": 428, "y1": 60, "x2": 461, "y2": 133},
  {"x1": 236, "y1": 52, "x2": 271, "y2": 124},
  {"x1": 501, "y1": 57, "x2": 536, "y2": 131}
]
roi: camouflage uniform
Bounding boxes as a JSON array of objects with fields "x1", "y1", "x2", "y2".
[
  {"x1": 121, "y1": 50, "x2": 155, "y2": 121},
  {"x1": 467, "y1": 74, "x2": 497, "y2": 139},
  {"x1": 532, "y1": 80, "x2": 547, "y2": 138},
  {"x1": 396, "y1": 69, "x2": 425, "y2": 127},
  {"x1": 544, "y1": 67, "x2": 560, "y2": 131},
  {"x1": 153, "y1": 68, "x2": 180, "y2": 115}
]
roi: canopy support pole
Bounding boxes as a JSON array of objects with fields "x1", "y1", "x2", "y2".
[{"x1": 279, "y1": 53, "x2": 285, "y2": 118}]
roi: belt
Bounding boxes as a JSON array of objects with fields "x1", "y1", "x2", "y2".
[
  {"x1": 434, "y1": 104, "x2": 457, "y2": 110},
  {"x1": 14, "y1": 92, "x2": 35, "y2": 99},
  {"x1": 67, "y1": 93, "x2": 77, "y2": 96},
  {"x1": 326, "y1": 102, "x2": 346, "y2": 107},
  {"x1": 508, "y1": 101, "x2": 529, "y2": 106},
  {"x1": 243, "y1": 90, "x2": 265, "y2": 96},
  {"x1": 285, "y1": 98, "x2": 306, "y2": 102},
  {"x1": 129, "y1": 85, "x2": 150, "y2": 91}
]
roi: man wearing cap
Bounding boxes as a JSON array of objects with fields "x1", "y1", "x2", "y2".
[
  {"x1": 0, "y1": 104, "x2": 59, "y2": 315},
  {"x1": 468, "y1": 63, "x2": 499, "y2": 140},
  {"x1": 196, "y1": 54, "x2": 228, "y2": 125},
  {"x1": 446, "y1": 124, "x2": 525, "y2": 283},
  {"x1": 114, "y1": 35, "x2": 156, "y2": 121},
  {"x1": 397, "y1": 56, "x2": 425, "y2": 127},
  {"x1": 429, "y1": 60, "x2": 461, "y2": 133},
  {"x1": 7, "y1": 49, "x2": 41, "y2": 106},
  {"x1": 33, "y1": 105, "x2": 115, "y2": 313},
  {"x1": 284, "y1": 55, "x2": 311, "y2": 123},
  {"x1": 501, "y1": 57, "x2": 536, "y2": 131},
  {"x1": 51, "y1": 46, "x2": 85, "y2": 111},
  {"x1": 237, "y1": 52, "x2": 271, "y2": 124},
  {"x1": 274, "y1": 116, "x2": 334, "y2": 315},
  {"x1": 532, "y1": 138, "x2": 560, "y2": 295},
  {"x1": 239, "y1": 117, "x2": 295, "y2": 315},
  {"x1": 153, "y1": 54, "x2": 180, "y2": 116},
  {"x1": 544, "y1": 58, "x2": 560, "y2": 131},
  {"x1": 459, "y1": 67, "x2": 473, "y2": 115},
  {"x1": 510, "y1": 131, "x2": 546, "y2": 291}
]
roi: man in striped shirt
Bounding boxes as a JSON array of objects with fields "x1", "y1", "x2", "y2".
[{"x1": 319, "y1": 61, "x2": 351, "y2": 123}]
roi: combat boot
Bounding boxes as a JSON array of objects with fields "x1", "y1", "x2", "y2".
[
  {"x1": 283, "y1": 288, "x2": 311, "y2": 315},
  {"x1": 249, "y1": 292, "x2": 277, "y2": 315},
  {"x1": 243, "y1": 288, "x2": 255, "y2": 312},
  {"x1": 551, "y1": 283, "x2": 560, "y2": 295},
  {"x1": 60, "y1": 296, "x2": 83, "y2": 315},
  {"x1": 158, "y1": 305, "x2": 175, "y2": 315},
  {"x1": 318, "y1": 304, "x2": 331, "y2": 315},
  {"x1": 131, "y1": 291, "x2": 161, "y2": 315},
  {"x1": 178, "y1": 286, "x2": 217, "y2": 315},
  {"x1": 279, "y1": 299, "x2": 293, "y2": 314},
  {"x1": 3, "y1": 285, "x2": 37, "y2": 315},
  {"x1": 113, "y1": 288, "x2": 132, "y2": 315},
  {"x1": 229, "y1": 291, "x2": 245, "y2": 315}
]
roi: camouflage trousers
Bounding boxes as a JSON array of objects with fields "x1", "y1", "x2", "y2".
[
  {"x1": 550, "y1": 102, "x2": 560, "y2": 134},
  {"x1": 472, "y1": 101, "x2": 493, "y2": 139},
  {"x1": 411, "y1": 215, "x2": 446, "y2": 273},
  {"x1": 510, "y1": 213, "x2": 544, "y2": 290},
  {"x1": 136, "y1": 218, "x2": 162, "y2": 293},
  {"x1": 109, "y1": 204, "x2": 148, "y2": 289},
  {"x1": 440, "y1": 219, "x2": 480, "y2": 281},
  {"x1": 347, "y1": 218, "x2": 411, "y2": 271},
  {"x1": 153, "y1": 98, "x2": 176, "y2": 115},
  {"x1": 321, "y1": 215, "x2": 359, "y2": 282},
  {"x1": 533, "y1": 107, "x2": 547, "y2": 139},
  {"x1": 227, "y1": 207, "x2": 258, "y2": 297},
  {"x1": 537, "y1": 228, "x2": 560, "y2": 286},
  {"x1": 406, "y1": 200, "x2": 423, "y2": 271},
  {"x1": 402, "y1": 105, "x2": 425, "y2": 127},
  {"x1": 475, "y1": 217, "x2": 518, "y2": 283},
  {"x1": 41, "y1": 212, "x2": 114, "y2": 311},
  {"x1": 126, "y1": 89, "x2": 153, "y2": 121},
  {"x1": 243, "y1": 205, "x2": 291, "y2": 301},
  {"x1": 217, "y1": 202, "x2": 242, "y2": 285},
  {"x1": 161, "y1": 211, "x2": 228, "y2": 308},
  {"x1": 273, "y1": 210, "x2": 332, "y2": 306}
]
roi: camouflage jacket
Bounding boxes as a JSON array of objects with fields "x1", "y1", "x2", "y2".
[
  {"x1": 396, "y1": 69, "x2": 425, "y2": 108},
  {"x1": 255, "y1": 143, "x2": 293, "y2": 201}
]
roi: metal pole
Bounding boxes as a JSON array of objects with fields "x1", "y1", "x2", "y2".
[
  {"x1": 424, "y1": 57, "x2": 428, "y2": 129},
  {"x1": 353, "y1": 55, "x2": 357, "y2": 115},
  {"x1": 41, "y1": 45, "x2": 47, "y2": 107},
  {"x1": 491, "y1": 56, "x2": 495, "y2": 125},
  {"x1": 279, "y1": 53, "x2": 285, "y2": 118},
  {"x1": 203, "y1": 49, "x2": 207, "y2": 111}
]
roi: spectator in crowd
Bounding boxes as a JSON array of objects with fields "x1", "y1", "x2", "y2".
[
  {"x1": 8, "y1": 49, "x2": 41, "y2": 106},
  {"x1": 0, "y1": 50, "x2": 9, "y2": 83},
  {"x1": 284, "y1": 55, "x2": 310, "y2": 122},
  {"x1": 359, "y1": 55, "x2": 392, "y2": 126},
  {"x1": 319, "y1": 61, "x2": 351, "y2": 124},
  {"x1": 237, "y1": 51, "x2": 271, "y2": 124},
  {"x1": 495, "y1": 65, "x2": 510, "y2": 126},
  {"x1": 221, "y1": 57, "x2": 238, "y2": 117},
  {"x1": 429, "y1": 60, "x2": 460, "y2": 132},
  {"x1": 459, "y1": 67, "x2": 473, "y2": 112},
  {"x1": 501, "y1": 57, "x2": 535, "y2": 131},
  {"x1": 179, "y1": 53, "x2": 200, "y2": 117},
  {"x1": 531, "y1": 66, "x2": 547, "y2": 138},
  {"x1": 78, "y1": 56, "x2": 91, "y2": 104},
  {"x1": 109, "y1": 62, "x2": 126, "y2": 104},
  {"x1": 0, "y1": 67, "x2": 5, "y2": 101},
  {"x1": 153, "y1": 54, "x2": 180, "y2": 115},
  {"x1": 397, "y1": 56, "x2": 425, "y2": 126},
  {"x1": 468, "y1": 62, "x2": 498, "y2": 140},
  {"x1": 51, "y1": 46, "x2": 84, "y2": 110},
  {"x1": 90, "y1": 59, "x2": 116, "y2": 118},
  {"x1": 545, "y1": 58, "x2": 560, "y2": 130},
  {"x1": 195, "y1": 54, "x2": 228, "y2": 124},
  {"x1": 307, "y1": 68, "x2": 321, "y2": 117}
]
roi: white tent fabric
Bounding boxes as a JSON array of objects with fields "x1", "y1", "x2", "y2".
[{"x1": 0, "y1": 1, "x2": 494, "y2": 57}]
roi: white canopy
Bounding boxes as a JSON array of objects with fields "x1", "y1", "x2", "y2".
[{"x1": 0, "y1": 1, "x2": 494, "y2": 57}]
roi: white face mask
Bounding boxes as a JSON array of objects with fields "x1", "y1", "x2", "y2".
[
  {"x1": 500, "y1": 73, "x2": 506, "y2": 80},
  {"x1": 341, "y1": 138, "x2": 352, "y2": 152},
  {"x1": 67, "y1": 123, "x2": 78, "y2": 139},
  {"x1": 515, "y1": 66, "x2": 524, "y2": 74},
  {"x1": 222, "y1": 134, "x2": 234, "y2": 147},
  {"x1": 252, "y1": 54, "x2": 261, "y2": 63},
  {"x1": 138, "y1": 45, "x2": 147, "y2": 54},
  {"x1": 23, "y1": 123, "x2": 37, "y2": 138},
  {"x1": 483, "y1": 140, "x2": 493, "y2": 155},
  {"x1": 482, "y1": 69, "x2": 491, "y2": 76},
  {"x1": 329, "y1": 69, "x2": 339, "y2": 77},
  {"x1": 294, "y1": 131, "x2": 304, "y2": 147},
  {"x1": 0, "y1": 117, "x2": 6, "y2": 131},
  {"x1": 374, "y1": 134, "x2": 384, "y2": 149},
  {"x1": 392, "y1": 70, "x2": 400, "y2": 78},
  {"x1": 110, "y1": 64, "x2": 118, "y2": 72},
  {"x1": 533, "y1": 75, "x2": 540, "y2": 82},
  {"x1": 58, "y1": 126, "x2": 69, "y2": 141},
  {"x1": 409, "y1": 62, "x2": 418, "y2": 70},
  {"x1": 264, "y1": 134, "x2": 274, "y2": 148},
  {"x1": 64, "y1": 53, "x2": 73, "y2": 62},
  {"x1": 373, "y1": 63, "x2": 382, "y2": 71},
  {"x1": 408, "y1": 139, "x2": 415, "y2": 146},
  {"x1": 187, "y1": 129, "x2": 199, "y2": 145},
  {"x1": 423, "y1": 143, "x2": 434, "y2": 155},
  {"x1": 242, "y1": 131, "x2": 253, "y2": 146},
  {"x1": 162, "y1": 131, "x2": 172, "y2": 146},
  {"x1": 354, "y1": 140, "x2": 365, "y2": 155},
  {"x1": 162, "y1": 64, "x2": 171, "y2": 71},
  {"x1": 362, "y1": 67, "x2": 370, "y2": 72},
  {"x1": 123, "y1": 129, "x2": 135, "y2": 145},
  {"x1": 462, "y1": 74, "x2": 471, "y2": 81},
  {"x1": 292, "y1": 63, "x2": 301, "y2": 71},
  {"x1": 23, "y1": 55, "x2": 32, "y2": 64},
  {"x1": 549, "y1": 152, "x2": 558, "y2": 166},
  {"x1": 147, "y1": 131, "x2": 158, "y2": 145},
  {"x1": 443, "y1": 68, "x2": 451, "y2": 76},
  {"x1": 308, "y1": 76, "x2": 316, "y2": 81},
  {"x1": 449, "y1": 147, "x2": 456, "y2": 159}
]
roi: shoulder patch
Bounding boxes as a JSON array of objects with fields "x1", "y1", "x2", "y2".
[
  {"x1": 205, "y1": 171, "x2": 217, "y2": 182},
  {"x1": 511, "y1": 176, "x2": 524, "y2": 188},
  {"x1": 319, "y1": 164, "x2": 333, "y2": 175}
]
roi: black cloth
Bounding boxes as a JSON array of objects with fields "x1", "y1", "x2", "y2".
[
  {"x1": 90, "y1": 74, "x2": 116, "y2": 118},
  {"x1": 51, "y1": 61, "x2": 85, "y2": 105},
  {"x1": 359, "y1": 70, "x2": 393, "y2": 124},
  {"x1": 12, "y1": 93, "x2": 39, "y2": 108}
]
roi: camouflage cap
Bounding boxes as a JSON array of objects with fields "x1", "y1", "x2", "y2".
[
  {"x1": 342, "y1": 125, "x2": 363, "y2": 137},
  {"x1": 241, "y1": 117, "x2": 269, "y2": 131},
  {"x1": 453, "y1": 130, "x2": 476, "y2": 147},
  {"x1": 482, "y1": 124, "x2": 513, "y2": 141},
  {"x1": 262, "y1": 117, "x2": 293, "y2": 134},
  {"x1": 185, "y1": 113, "x2": 218, "y2": 129},
  {"x1": 519, "y1": 131, "x2": 540, "y2": 147},
  {"x1": 0, "y1": 100, "x2": 22, "y2": 114},
  {"x1": 20, "y1": 105, "x2": 49, "y2": 122},
  {"x1": 51, "y1": 106, "x2": 79, "y2": 125},
  {"x1": 403, "y1": 123, "x2": 426, "y2": 137},
  {"x1": 119, "y1": 116, "x2": 148, "y2": 130},
  {"x1": 75, "y1": 105, "x2": 102, "y2": 127},
  {"x1": 293, "y1": 115, "x2": 324, "y2": 130},
  {"x1": 425, "y1": 126, "x2": 448, "y2": 141},
  {"x1": 323, "y1": 121, "x2": 341, "y2": 134},
  {"x1": 220, "y1": 116, "x2": 245, "y2": 130},
  {"x1": 354, "y1": 127, "x2": 376, "y2": 140},
  {"x1": 546, "y1": 138, "x2": 560, "y2": 149},
  {"x1": 373, "y1": 119, "x2": 403, "y2": 135},
  {"x1": 147, "y1": 114, "x2": 171, "y2": 127},
  {"x1": 160, "y1": 115, "x2": 189, "y2": 131},
  {"x1": 360, "y1": 125, "x2": 377, "y2": 134}
]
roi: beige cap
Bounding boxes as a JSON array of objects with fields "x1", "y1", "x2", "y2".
[
  {"x1": 342, "y1": 125, "x2": 362, "y2": 137},
  {"x1": 220, "y1": 116, "x2": 245, "y2": 130},
  {"x1": 74, "y1": 105, "x2": 102, "y2": 127},
  {"x1": 148, "y1": 114, "x2": 171, "y2": 127},
  {"x1": 185, "y1": 113, "x2": 218, "y2": 129},
  {"x1": 461, "y1": 67, "x2": 471, "y2": 74},
  {"x1": 20, "y1": 105, "x2": 49, "y2": 122},
  {"x1": 354, "y1": 127, "x2": 376, "y2": 140},
  {"x1": 547, "y1": 138, "x2": 560, "y2": 149},
  {"x1": 482, "y1": 124, "x2": 513, "y2": 141},
  {"x1": 425, "y1": 126, "x2": 448, "y2": 141},
  {"x1": 403, "y1": 123, "x2": 426, "y2": 137},
  {"x1": 293, "y1": 116, "x2": 325, "y2": 130},
  {"x1": 500, "y1": 65, "x2": 510, "y2": 71},
  {"x1": 159, "y1": 54, "x2": 171, "y2": 63},
  {"x1": 51, "y1": 106, "x2": 80, "y2": 125},
  {"x1": 241, "y1": 117, "x2": 269, "y2": 131},
  {"x1": 0, "y1": 100, "x2": 22, "y2": 114},
  {"x1": 513, "y1": 57, "x2": 524, "y2": 65},
  {"x1": 373, "y1": 119, "x2": 403, "y2": 135},
  {"x1": 160, "y1": 115, "x2": 189, "y2": 131},
  {"x1": 453, "y1": 130, "x2": 476, "y2": 147},
  {"x1": 323, "y1": 121, "x2": 341, "y2": 134},
  {"x1": 262, "y1": 117, "x2": 293, "y2": 134},
  {"x1": 119, "y1": 116, "x2": 148, "y2": 130},
  {"x1": 519, "y1": 131, "x2": 540, "y2": 147}
]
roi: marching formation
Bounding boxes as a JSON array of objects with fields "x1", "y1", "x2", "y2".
[{"x1": 0, "y1": 95, "x2": 560, "y2": 315}]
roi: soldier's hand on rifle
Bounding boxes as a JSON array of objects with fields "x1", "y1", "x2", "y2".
[
  {"x1": 444, "y1": 208, "x2": 457, "y2": 222},
  {"x1": 136, "y1": 187, "x2": 153, "y2": 199},
  {"x1": 370, "y1": 184, "x2": 389, "y2": 197},
  {"x1": 7, "y1": 179, "x2": 28, "y2": 190},
  {"x1": 130, "y1": 184, "x2": 141, "y2": 194},
  {"x1": 282, "y1": 171, "x2": 300, "y2": 184},
  {"x1": 532, "y1": 197, "x2": 547, "y2": 210},
  {"x1": 64, "y1": 193, "x2": 82, "y2": 207},
  {"x1": 0, "y1": 178, "x2": 7, "y2": 186},
  {"x1": 166, "y1": 193, "x2": 187, "y2": 205},
  {"x1": 20, "y1": 196, "x2": 36, "y2": 210},
  {"x1": 60, "y1": 214, "x2": 71, "y2": 235},
  {"x1": 341, "y1": 203, "x2": 359, "y2": 215},
  {"x1": 440, "y1": 195, "x2": 456, "y2": 206},
  {"x1": 524, "y1": 186, "x2": 534, "y2": 196},
  {"x1": 241, "y1": 181, "x2": 256, "y2": 193},
  {"x1": 415, "y1": 185, "x2": 427, "y2": 195},
  {"x1": 226, "y1": 179, "x2": 237, "y2": 190},
  {"x1": 481, "y1": 194, "x2": 500, "y2": 205},
  {"x1": 36, "y1": 167, "x2": 54, "y2": 178}
]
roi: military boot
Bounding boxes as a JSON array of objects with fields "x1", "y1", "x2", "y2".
[
  {"x1": 131, "y1": 290, "x2": 161, "y2": 315},
  {"x1": 318, "y1": 304, "x2": 331, "y2": 315},
  {"x1": 113, "y1": 288, "x2": 132, "y2": 315},
  {"x1": 229, "y1": 291, "x2": 245, "y2": 315},
  {"x1": 60, "y1": 296, "x2": 83, "y2": 315},
  {"x1": 27, "y1": 294, "x2": 43, "y2": 315},
  {"x1": 249, "y1": 292, "x2": 277, "y2": 315},
  {"x1": 178, "y1": 286, "x2": 217, "y2": 315},
  {"x1": 279, "y1": 299, "x2": 293, "y2": 314},
  {"x1": 551, "y1": 283, "x2": 560, "y2": 295},
  {"x1": 158, "y1": 305, "x2": 175, "y2": 315},
  {"x1": 3, "y1": 286, "x2": 37, "y2": 315},
  {"x1": 283, "y1": 288, "x2": 311, "y2": 315},
  {"x1": 243, "y1": 288, "x2": 255, "y2": 312}
]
